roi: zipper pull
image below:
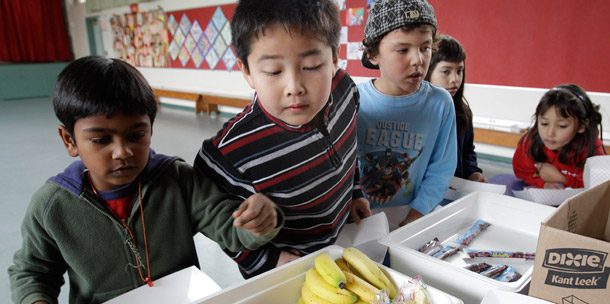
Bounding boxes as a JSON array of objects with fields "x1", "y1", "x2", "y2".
[{"x1": 145, "y1": 276, "x2": 154, "y2": 287}]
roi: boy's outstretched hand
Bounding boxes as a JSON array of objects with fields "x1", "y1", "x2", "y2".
[
  {"x1": 233, "y1": 193, "x2": 277, "y2": 236},
  {"x1": 349, "y1": 197, "x2": 372, "y2": 224}
]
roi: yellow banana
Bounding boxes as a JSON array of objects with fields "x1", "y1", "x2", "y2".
[
  {"x1": 342, "y1": 247, "x2": 397, "y2": 298},
  {"x1": 344, "y1": 270, "x2": 380, "y2": 303},
  {"x1": 335, "y1": 258, "x2": 352, "y2": 273},
  {"x1": 305, "y1": 268, "x2": 357, "y2": 304},
  {"x1": 301, "y1": 282, "x2": 333, "y2": 304},
  {"x1": 297, "y1": 295, "x2": 305, "y2": 304},
  {"x1": 315, "y1": 253, "x2": 347, "y2": 289}
]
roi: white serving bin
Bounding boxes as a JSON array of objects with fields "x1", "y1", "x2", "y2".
[
  {"x1": 480, "y1": 289, "x2": 553, "y2": 304},
  {"x1": 194, "y1": 245, "x2": 463, "y2": 303},
  {"x1": 379, "y1": 192, "x2": 556, "y2": 304},
  {"x1": 105, "y1": 266, "x2": 221, "y2": 304}
]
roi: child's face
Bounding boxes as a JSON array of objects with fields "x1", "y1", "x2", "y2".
[
  {"x1": 429, "y1": 60, "x2": 464, "y2": 97},
  {"x1": 239, "y1": 23, "x2": 337, "y2": 126},
  {"x1": 369, "y1": 27, "x2": 433, "y2": 96},
  {"x1": 537, "y1": 106, "x2": 585, "y2": 151},
  {"x1": 59, "y1": 112, "x2": 152, "y2": 191}
]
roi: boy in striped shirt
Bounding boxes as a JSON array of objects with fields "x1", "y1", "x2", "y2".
[{"x1": 194, "y1": 0, "x2": 371, "y2": 278}]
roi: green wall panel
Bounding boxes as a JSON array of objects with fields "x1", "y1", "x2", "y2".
[{"x1": 0, "y1": 63, "x2": 68, "y2": 100}]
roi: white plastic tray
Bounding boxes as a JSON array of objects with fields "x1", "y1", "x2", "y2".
[
  {"x1": 379, "y1": 192, "x2": 556, "y2": 304},
  {"x1": 480, "y1": 289, "x2": 553, "y2": 304},
  {"x1": 105, "y1": 266, "x2": 221, "y2": 304},
  {"x1": 194, "y1": 245, "x2": 463, "y2": 303}
]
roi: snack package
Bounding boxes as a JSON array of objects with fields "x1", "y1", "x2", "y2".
[
  {"x1": 480, "y1": 264, "x2": 508, "y2": 279},
  {"x1": 372, "y1": 276, "x2": 432, "y2": 304},
  {"x1": 463, "y1": 262, "x2": 492, "y2": 273},
  {"x1": 418, "y1": 237, "x2": 443, "y2": 256},
  {"x1": 453, "y1": 219, "x2": 490, "y2": 246},
  {"x1": 432, "y1": 245, "x2": 460, "y2": 260},
  {"x1": 495, "y1": 265, "x2": 522, "y2": 282},
  {"x1": 464, "y1": 249, "x2": 535, "y2": 260}
]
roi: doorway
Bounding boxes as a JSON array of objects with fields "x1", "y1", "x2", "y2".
[{"x1": 85, "y1": 16, "x2": 105, "y2": 56}]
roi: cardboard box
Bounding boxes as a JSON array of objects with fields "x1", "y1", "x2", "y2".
[
  {"x1": 529, "y1": 180, "x2": 610, "y2": 304},
  {"x1": 379, "y1": 192, "x2": 556, "y2": 304},
  {"x1": 194, "y1": 245, "x2": 463, "y2": 303}
]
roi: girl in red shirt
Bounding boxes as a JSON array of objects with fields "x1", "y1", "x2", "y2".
[{"x1": 513, "y1": 84, "x2": 605, "y2": 189}]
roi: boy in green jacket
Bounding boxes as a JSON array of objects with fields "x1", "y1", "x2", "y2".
[{"x1": 8, "y1": 56, "x2": 284, "y2": 304}]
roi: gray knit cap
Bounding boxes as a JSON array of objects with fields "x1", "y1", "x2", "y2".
[{"x1": 362, "y1": 0, "x2": 437, "y2": 69}]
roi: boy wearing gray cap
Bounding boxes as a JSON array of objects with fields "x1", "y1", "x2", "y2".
[{"x1": 357, "y1": 0, "x2": 457, "y2": 228}]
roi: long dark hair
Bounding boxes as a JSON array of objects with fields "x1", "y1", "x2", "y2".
[
  {"x1": 425, "y1": 35, "x2": 470, "y2": 134},
  {"x1": 520, "y1": 84, "x2": 603, "y2": 168}
]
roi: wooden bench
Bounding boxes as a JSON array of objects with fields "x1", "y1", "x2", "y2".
[{"x1": 152, "y1": 88, "x2": 251, "y2": 115}]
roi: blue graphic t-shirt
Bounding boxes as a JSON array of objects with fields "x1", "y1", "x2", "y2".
[{"x1": 356, "y1": 80, "x2": 457, "y2": 215}]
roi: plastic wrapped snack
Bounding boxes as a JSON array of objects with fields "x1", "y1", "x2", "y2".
[
  {"x1": 453, "y1": 219, "x2": 490, "y2": 246},
  {"x1": 464, "y1": 262, "x2": 492, "y2": 273},
  {"x1": 464, "y1": 249, "x2": 535, "y2": 260},
  {"x1": 372, "y1": 276, "x2": 432, "y2": 304},
  {"x1": 495, "y1": 265, "x2": 522, "y2": 282},
  {"x1": 432, "y1": 245, "x2": 460, "y2": 260},
  {"x1": 480, "y1": 264, "x2": 508, "y2": 279},
  {"x1": 418, "y1": 237, "x2": 443, "y2": 256}
]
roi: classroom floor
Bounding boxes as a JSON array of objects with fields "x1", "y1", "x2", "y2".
[{"x1": 0, "y1": 97, "x2": 514, "y2": 302}]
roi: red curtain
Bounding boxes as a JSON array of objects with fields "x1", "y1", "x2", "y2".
[{"x1": 0, "y1": 0, "x2": 72, "y2": 62}]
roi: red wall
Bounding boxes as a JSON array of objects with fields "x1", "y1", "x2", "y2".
[{"x1": 429, "y1": 0, "x2": 610, "y2": 93}]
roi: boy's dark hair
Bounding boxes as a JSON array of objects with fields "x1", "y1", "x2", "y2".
[
  {"x1": 54, "y1": 56, "x2": 157, "y2": 137},
  {"x1": 522, "y1": 84, "x2": 603, "y2": 168},
  {"x1": 425, "y1": 35, "x2": 470, "y2": 134},
  {"x1": 231, "y1": 0, "x2": 341, "y2": 72}
]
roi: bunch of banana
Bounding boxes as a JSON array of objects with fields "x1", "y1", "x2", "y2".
[
  {"x1": 315, "y1": 253, "x2": 347, "y2": 289},
  {"x1": 342, "y1": 247, "x2": 398, "y2": 299},
  {"x1": 304, "y1": 268, "x2": 357, "y2": 303}
]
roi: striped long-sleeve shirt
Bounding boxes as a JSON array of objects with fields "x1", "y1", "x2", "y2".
[{"x1": 194, "y1": 69, "x2": 362, "y2": 278}]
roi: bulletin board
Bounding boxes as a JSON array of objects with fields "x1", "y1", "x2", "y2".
[
  {"x1": 111, "y1": 8, "x2": 170, "y2": 68},
  {"x1": 111, "y1": 0, "x2": 608, "y2": 94},
  {"x1": 165, "y1": 4, "x2": 239, "y2": 70},
  {"x1": 110, "y1": 1, "x2": 377, "y2": 74}
]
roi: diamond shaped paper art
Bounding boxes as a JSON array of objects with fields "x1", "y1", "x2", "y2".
[
  {"x1": 211, "y1": 7, "x2": 227, "y2": 29},
  {"x1": 191, "y1": 47, "x2": 204, "y2": 68},
  {"x1": 190, "y1": 20, "x2": 203, "y2": 43},
  {"x1": 212, "y1": 35, "x2": 228, "y2": 58},
  {"x1": 220, "y1": 22, "x2": 232, "y2": 46},
  {"x1": 178, "y1": 13, "x2": 192, "y2": 35},
  {"x1": 167, "y1": 14, "x2": 178, "y2": 35},
  {"x1": 168, "y1": 39, "x2": 180, "y2": 61},
  {"x1": 184, "y1": 33, "x2": 196, "y2": 54},
  {"x1": 198, "y1": 36, "x2": 211, "y2": 57},
  {"x1": 178, "y1": 45, "x2": 190, "y2": 67},
  {"x1": 206, "y1": 49, "x2": 220, "y2": 70},
  {"x1": 172, "y1": 29, "x2": 185, "y2": 48},
  {"x1": 222, "y1": 48, "x2": 237, "y2": 71},
  {"x1": 204, "y1": 21, "x2": 219, "y2": 45}
]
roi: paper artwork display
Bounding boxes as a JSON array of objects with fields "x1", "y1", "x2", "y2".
[
  {"x1": 347, "y1": 8, "x2": 365, "y2": 26},
  {"x1": 347, "y1": 42, "x2": 363, "y2": 60},
  {"x1": 111, "y1": 8, "x2": 169, "y2": 67},
  {"x1": 110, "y1": 0, "x2": 381, "y2": 77}
]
